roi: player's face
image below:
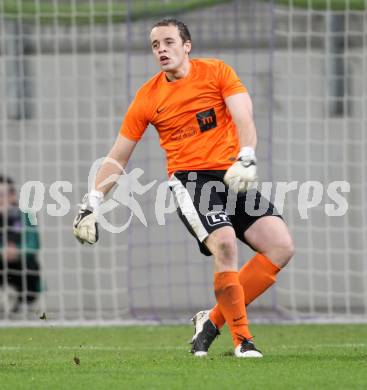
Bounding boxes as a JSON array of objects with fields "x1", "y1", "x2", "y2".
[{"x1": 150, "y1": 25, "x2": 191, "y2": 74}]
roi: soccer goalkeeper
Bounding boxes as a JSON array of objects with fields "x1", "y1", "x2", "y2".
[{"x1": 73, "y1": 18, "x2": 294, "y2": 358}]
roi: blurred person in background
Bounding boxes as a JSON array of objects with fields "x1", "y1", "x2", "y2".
[{"x1": 0, "y1": 175, "x2": 42, "y2": 314}]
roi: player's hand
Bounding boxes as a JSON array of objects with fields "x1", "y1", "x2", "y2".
[
  {"x1": 73, "y1": 191, "x2": 104, "y2": 244},
  {"x1": 224, "y1": 147, "x2": 257, "y2": 193}
]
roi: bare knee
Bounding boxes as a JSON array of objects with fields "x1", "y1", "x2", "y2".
[
  {"x1": 217, "y1": 235, "x2": 236, "y2": 259},
  {"x1": 205, "y1": 228, "x2": 238, "y2": 271},
  {"x1": 245, "y1": 216, "x2": 294, "y2": 269},
  {"x1": 216, "y1": 239, "x2": 237, "y2": 270},
  {"x1": 280, "y1": 236, "x2": 295, "y2": 265},
  {"x1": 266, "y1": 236, "x2": 295, "y2": 268}
]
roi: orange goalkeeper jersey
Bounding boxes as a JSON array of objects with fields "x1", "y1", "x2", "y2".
[{"x1": 119, "y1": 58, "x2": 247, "y2": 176}]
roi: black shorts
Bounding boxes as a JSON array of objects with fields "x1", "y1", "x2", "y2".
[{"x1": 168, "y1": 170, "x2": 282, "y2": 256}]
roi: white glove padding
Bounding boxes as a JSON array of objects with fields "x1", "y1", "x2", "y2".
[
  {"x1": 224, "y1": 147, "x2": 257, "y2": 193},
  {"x1": 73, "y1": 191, "x2": 103, "y2": 244}
]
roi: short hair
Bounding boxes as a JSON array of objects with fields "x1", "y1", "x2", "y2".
[
  {"x1": 152, "y1": 17, "x2": 191, "y2": 44},
  {"x1": 0, "y1": 174, "x2": 16, "y2": 193}
]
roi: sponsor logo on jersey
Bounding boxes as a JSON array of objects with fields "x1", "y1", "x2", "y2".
[{"x1": 196, "y1": 108, "x2": 217, "y2": 132}]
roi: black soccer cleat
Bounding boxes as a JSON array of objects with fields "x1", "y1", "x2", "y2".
[
  {"x1": 190, "y1": 310, "x2": 220, "y2": 357},
  {"x1": 234, "y1": 337, "x2": 263, "y2": 358}
]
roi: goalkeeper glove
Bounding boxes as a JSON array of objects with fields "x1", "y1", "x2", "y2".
[
  {"x1": 73, "y1": 190, "x2": 104, "y2": 244},
  {"x1": 224, "y1": 146, "x2": 257, "y2": 193}
]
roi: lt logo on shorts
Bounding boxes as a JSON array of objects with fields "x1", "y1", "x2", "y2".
[
  {"x1": 206, "y1": 211, "x2": 230, "y2": 226},
  {"x1": 196, "y1": 108, "x2": 217, "y2": 132}
]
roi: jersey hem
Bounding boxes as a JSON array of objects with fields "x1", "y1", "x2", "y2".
[
  {"x1": 119, "y1": 131, "x2": 142, "y2": 142},
  {"x1": 168, "y1": 164, "x2": 232, "y2": 177}
]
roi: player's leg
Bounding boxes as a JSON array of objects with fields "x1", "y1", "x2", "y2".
[
  {"x1": 169, "y1": 171, "x2": 261, "y2": 357},
  {"x1": 185, "y1": 219, "x2": 260, "y2": 357},
  {"x1": 210, "y1": 215, "x2": 294, "y2": 328},
  {"x1": 196, "y1": 190, "x2": 293, "y2": 347},
  {"x1": 244, "y1": 215, "x2": 294, "y2": 267},
  {"x1": 204, "y1": 226, "x2": 262, "y2": 358},
  {"x1": 168, "y1": 171, "x2": 227, "y2": 356}
]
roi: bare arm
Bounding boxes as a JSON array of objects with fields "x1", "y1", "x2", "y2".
[
  {"x1": 73, "y1": 134, "x2": 137, "y2": 244},
  {"x1": 223, "y1": 92, "x2": 258, "y2": 193},
  {"x1": 224, "y1": 92, "x2": 257, "y2": 150},
  {"x1": 94, "y1": 135, "x2": 137, "y2": 196}
]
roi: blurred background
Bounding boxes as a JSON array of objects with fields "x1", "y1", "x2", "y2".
[{"x1": 0, "y1": 0, "x2": 366, "y2": 325}]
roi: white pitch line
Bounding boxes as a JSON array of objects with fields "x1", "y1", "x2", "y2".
[
  {"x1": 276, "y1": 343, "x2": 367, "y2": 349},
  {"x1": 0, "y1": 345, "x2": 187, "y2": 351},
  {"x1": 0, "y1": 343, "x2": 366, "y2": 352}
]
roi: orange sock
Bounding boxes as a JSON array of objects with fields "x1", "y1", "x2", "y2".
[
  {"x1": 210, "y1": 253, "x2": 281, "y2": 329},
  {"x1": 214, "y1": 271, "x2": 252, "y2": 347}
]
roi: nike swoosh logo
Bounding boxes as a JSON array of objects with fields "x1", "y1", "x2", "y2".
[
  {"x1": 156, "y1": 107, "x2": 165, "y2": 113},
  {"x1": 233, "y1": 316, "x2": 244, "y2": 322},
  {"x1": 242, "y1": 161, "x2": 256, "y2": 168}
]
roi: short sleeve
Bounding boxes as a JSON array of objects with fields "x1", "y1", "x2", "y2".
[
  {"x1": 217, "y1": 61, "x2": 247, "y2": 98},
  {"x1": 119, "y1": 89, "x2": 150, "y2": 142}
]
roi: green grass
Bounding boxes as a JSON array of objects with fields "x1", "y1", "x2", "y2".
[
  {"x1": 275, "y1": 0, "x2": 366, "y2": 10},
  {"x1": 0, "y1": 324, "x2": 366, "y2": 389},
  {"x1": 1, "y1": 0, "x2": 365, "y2": 25},
  {"x1": 0, "y1": 0, "x2": 230, "y2": 24}
]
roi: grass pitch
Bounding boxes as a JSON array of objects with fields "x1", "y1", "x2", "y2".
[{"x1": 0, "y1": 324, "x2": 366, "y2": 390}]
